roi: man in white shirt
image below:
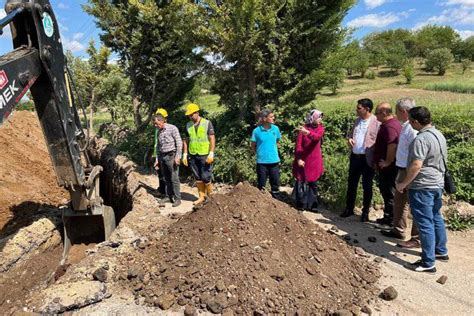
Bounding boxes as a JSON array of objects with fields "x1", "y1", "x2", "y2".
[
  {"x1": 381, "y1": 98, "x2": 420, "y2": 248},
  {"x1": 341, "y1": 98, "x2": 381, "y2": 222}
]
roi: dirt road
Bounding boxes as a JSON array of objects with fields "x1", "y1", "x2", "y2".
[{"x1": 303, "y1": 208, "x2": 474, "y2": 315}]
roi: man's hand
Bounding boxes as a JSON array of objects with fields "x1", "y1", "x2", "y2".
[
  {"x1": 378, "y1": 159, "x2": 391, "y2": 169},
  {"x1": 182, "y1": 153, "x2": 188, "y2": 166},
  {"x1": 153, "y1": 159, "x2": 159, "y2": 170},
  {"x1": 175, "y1": 157, "x2": 181, "y2": 166},
  {"x1": 206, "y1": 151, "x2": 214, "y2": 164},
  {"x1": 297, "y1": 159, "x2": 305, "y2": 167},
  {"x1": 396, "y1": 182, "x2": 407, "y2": 193},
  {"x1": 348, "y1": 138, "x2": 355, "y2": 147}
]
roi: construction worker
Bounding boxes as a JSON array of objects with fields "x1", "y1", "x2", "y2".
[
  {"x1": 182, "y1": 103, "x2": 216, "y2": 205},
  {"x1": 152, "y1": 108, "x2": 169, "y2": 199}
]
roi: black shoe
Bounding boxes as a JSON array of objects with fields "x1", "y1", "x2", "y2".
[
  {"x1": 408, "y1": 260, "x2": 436, "y2": 273},
  {"x1": 360, "y1": 211, "x2": 369, "y2": 222},
  {"x1": 381, "y1": 229, "x2": 405, "y2": 239},
  {"x1": 376, "y1": 217, "x2": 393, "y2": 226},
  {"x1": 435, "y1": 254, "x2": 449, "y2": 262},
  {"x1": 340, "y1": 209, "x2": 354, "y2": 218},
  {"x1": 172, "y1": 200, "x2": 182, "y2": 207}
]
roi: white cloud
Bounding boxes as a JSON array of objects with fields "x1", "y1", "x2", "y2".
[
  {"x1": 73, "y1": 32, "x2": 84, "y2": 41},
  {"x1": 58, "y1": 2, "x2": 70, "y2": 9},
  {"x1": 445, "y1": 0, "x2": 474, "y2": 7},
  {"x1": 0, "y1": 9, "x2": 12, "y2": 39},
  {"x1": 62, "y1": 35, "x2": 85, "y2": 53},
  {"x1": 347, "y1": 12, "x2": 400, "y2": 28},
  {"x1": 414, "y1": 7, "x2": 474, "y2": 29},
  {"x1": 364, "y1": 0, "x2": 388, "y2": 9},
  {"x1": 456, "y1": 29, "x2": 474, "y2": 38}
]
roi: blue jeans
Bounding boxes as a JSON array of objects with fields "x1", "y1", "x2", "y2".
[{"x1": 409, "y1": 189, "x2": 448, "y2": 267}]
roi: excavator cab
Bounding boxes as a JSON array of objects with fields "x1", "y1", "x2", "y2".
[{"x1": 0, "y1": 0, "x2": 115, "y2": 264}]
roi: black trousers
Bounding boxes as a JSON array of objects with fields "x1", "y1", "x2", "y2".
[
  {"x1": 159, "y1": 152, "x2": 181, "y2": 201},
  {"x1": 377, "y1": 165, "x2": 398, "y2": 220},
  {"x1": 345, "y1": 153, "x2": 375, "y2": 212},
  {"x1": 189, "y1": 154, "x2": 213, "y2": 183},
  {"x1": 157, "y1": 167, "x2": 166, "y2": 195},
  {"x1": 257, "y1": 163, "x2": 280, "y2": 194}
]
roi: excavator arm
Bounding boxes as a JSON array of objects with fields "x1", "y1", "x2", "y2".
[{"x1": 0, "y1": 0, "x2": 115, "y2": 263}]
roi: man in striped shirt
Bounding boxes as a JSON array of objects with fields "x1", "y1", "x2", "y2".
[{"x1": 153, "y1": 113, "x2": 183, "y2": 207}]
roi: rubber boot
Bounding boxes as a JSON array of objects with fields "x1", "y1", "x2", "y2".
[
  {"x1": 205, "y1": 182, "x2": 213, "y2": 197},
  {"x1": 193, "y1": 181, "x2": 207, "y2": 205}
]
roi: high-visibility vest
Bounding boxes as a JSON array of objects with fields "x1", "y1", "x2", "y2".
[
  {"x1": 187, "y1": 118, "x2": 210, "y2": 155},
  {"x1": 152, "y1": 128, "x2": 158, "y2": 158}
]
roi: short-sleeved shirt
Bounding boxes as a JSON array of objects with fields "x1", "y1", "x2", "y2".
[
  {"x1": 373, "y1": 118, "x2": 402, "y2": 165},
  {"x1": 396, "y1": 121, "x2": 418, "y2": 168},
  {"x1": 408, "y1": 126, "x2": 447, "y2": 190},
  {"x1": 251, "y1": 124, "x2": 281, "y2": 164}
]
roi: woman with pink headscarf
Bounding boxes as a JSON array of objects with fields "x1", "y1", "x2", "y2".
[{"x1": 292, "y1": 109, "x2": 325, "y2": 211}]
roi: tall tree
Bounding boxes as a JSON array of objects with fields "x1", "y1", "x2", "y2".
[
  {"x1": 85, "y1": 0, "x2": 203, "y2": 131},
  {"x1": 201, "y1": 0, "x2": 354, "y2": 123}
]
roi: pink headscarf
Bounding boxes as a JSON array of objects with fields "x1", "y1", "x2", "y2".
[{"x1": 305, "y1": 109, "x2": 323, "y2": 125}]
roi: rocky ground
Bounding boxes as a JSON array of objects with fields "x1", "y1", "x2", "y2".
[{"x1": 0, "y1": 111, "x2": 473, "y2": 315}]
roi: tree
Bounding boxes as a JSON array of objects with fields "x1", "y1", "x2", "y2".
[
  {"x1": 456, "y1": 36, "x2": 474, "y2": 61},
  {"x1": 414, "y1": 25, "x2": 461, "y2": 57},
  {"x1": 201, "y1": 0, "x2": 354, "y2": 123},
  {"x1": 402, "y1": 59, "x2": 415, "y2": 84},
  {"x1": 461, "y1": 59, "x2": 471, "y2": 74},
  {"x1": 342, "y1": 40, "x2": 369, "y2": 77},
  {"x1": 85, "y1": 0, "x2": 203, "y2": 131},
  {"x1": 321, "y1": 50, "x2": 346, "y2": 94},
  {"x1": 425, "y1": 48, "x2": 454, "y2": 75},
  {"x1": 385, "y1": 42, "x2": 407, "y2": 75}
]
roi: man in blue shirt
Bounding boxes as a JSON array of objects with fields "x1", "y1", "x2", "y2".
[{"x1": 251, "y1": 109, "x2": 281, "y2": 198}]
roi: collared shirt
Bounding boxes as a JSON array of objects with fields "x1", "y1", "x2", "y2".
[
  {"x1": 251, "y1": 124, "x2": 281, "y2": 164},
  {"x1": 408, "y1": 126, "x2": 447, "y2": 190},
  {"x1": 396, "y1": 121, "x2": 418, "y2": 168},
  {"x1": 352, "y1": 118, "x2": 369, "y2": 154},
  {"x1": 156, "y1": 123, "x2": 183, "y2": 158}
]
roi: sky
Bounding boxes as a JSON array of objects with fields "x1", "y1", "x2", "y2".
[{"x1": 1, "y1": 0, "x2": 473, "y2": 57}]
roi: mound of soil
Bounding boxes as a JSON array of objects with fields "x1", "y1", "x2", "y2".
[
  {"x1": 0, "y1": 111, "x2": 67, "y2": 234},
  {"x1": 117, "y1": 183, "x2": 380, "y2": 314}
]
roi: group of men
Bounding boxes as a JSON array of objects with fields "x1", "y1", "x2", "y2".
[
  {"x1": 152, "y1": 103, "x2": 215, "y2": 208},
  {"x1": 341, "y1": 97, "x2": 449, "y2": 272}
]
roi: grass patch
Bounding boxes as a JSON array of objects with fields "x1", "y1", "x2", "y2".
[{"x1": 425, "y1": 82, "x2": 474, "y2": 94}]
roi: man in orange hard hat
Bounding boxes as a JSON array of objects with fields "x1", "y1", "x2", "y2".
[{"x1": 182, "y1": 103, "x2": 216, "y2": 205}]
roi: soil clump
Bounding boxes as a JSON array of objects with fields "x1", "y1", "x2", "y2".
[{"x1": 115, "y1": 183, "x2": 380, "y2": 314}]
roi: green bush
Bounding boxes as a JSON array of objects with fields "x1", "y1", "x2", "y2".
[
  {"x1": 402, "y1": 60, "x2": 415, "y2": 84},
  {"x1": 366, "y1": 70, "x2": 376, "y2": 80},
  {"x1": 425, "y1": 48, "x2": 454, "y2": 75}
]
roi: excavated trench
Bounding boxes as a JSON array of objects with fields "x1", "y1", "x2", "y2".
[{"x1": 0, "y1": 133, "x2": 136, "y2": 314}]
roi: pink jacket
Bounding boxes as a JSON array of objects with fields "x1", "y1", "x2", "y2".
[
  {"x1": 348, "y1": 115, "x2": 380, "y2": 166},
  {"x1": 292, "y1": 124, "x2": 325, "y2": 182}
]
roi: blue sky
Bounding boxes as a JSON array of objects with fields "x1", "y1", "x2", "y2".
[{"x1": 1, "y1": 0, "x2": 473, "y2": 57}]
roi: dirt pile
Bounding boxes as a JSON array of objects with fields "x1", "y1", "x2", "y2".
[
  {"x1": 116, "y1": 183, "x2": 380, "y2": 314},
  {"x1": 0, "y1": 111, "x2": 67, "y2": 233}
]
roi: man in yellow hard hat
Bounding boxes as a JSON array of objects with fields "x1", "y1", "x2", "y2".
[
  {"x1": 153, "y1": 108, "x2": 183, "y2": 207},
  {"x1": 182, "y1": 103, "x2": 216, "y2": 205},
  {"x1": 152, "y1": 108, "x2": 169, "y2": 200}
]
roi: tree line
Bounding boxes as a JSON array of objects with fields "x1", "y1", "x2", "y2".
[{"x1": 70, "y1": 1, "x2": 473, "y2": 132}]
